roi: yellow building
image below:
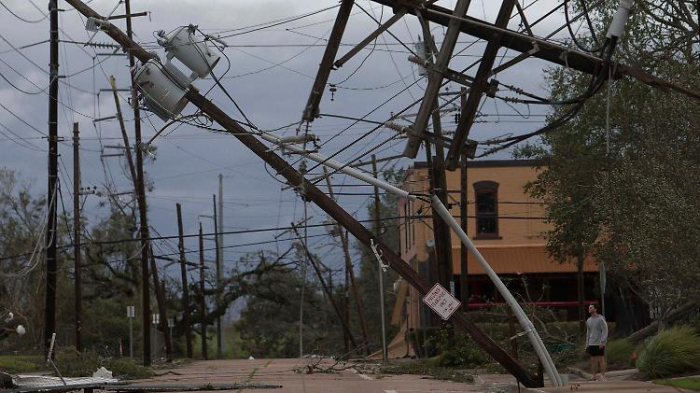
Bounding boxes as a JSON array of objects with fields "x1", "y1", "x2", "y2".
[{"x1": 394, "y1": 160, "x2": 598, "y2": 330}]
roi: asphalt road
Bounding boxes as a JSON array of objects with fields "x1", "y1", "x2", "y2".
[{"x1": 129, "y1": 358, "x2": 693, "y2": 393}]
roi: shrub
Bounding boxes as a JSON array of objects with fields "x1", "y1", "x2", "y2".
[
  {"x1": 54, "y1": 349, "x2": 153, "y2": 380},
  {"x1": 606, "y1": 339, "x2": 635, "y2": 368},
  {"x1": 636, "y1": 326, "x2": 700, "y2": 379}
]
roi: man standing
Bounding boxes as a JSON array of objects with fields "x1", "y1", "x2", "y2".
[{"x1": 585, "y1": 304, "x2": 608, "y2": 381}]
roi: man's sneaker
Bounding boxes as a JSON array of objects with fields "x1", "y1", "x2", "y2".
[{"x1": 597, "y1": 375, "x2": 607, "y2": 381}]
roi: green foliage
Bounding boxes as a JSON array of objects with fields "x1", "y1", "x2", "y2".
[
  {"x1": 429, "y1": 327, "x2": 488, "y2": 368},
  {"x1": 605, "y1": 339, "x2": 635, "y2": 368},
  {"x1": 636, "y1": 326, "x2": 700, "y2": 379},
  {"x1": 54, "y1": 349, "x2": 152, "y2": 379},
  {"x1": 515, "y1": 1, "x2": 700, "y2": 324},
  {"x1": 236, "y1": 252, "x2": 344, "y2": 358}
]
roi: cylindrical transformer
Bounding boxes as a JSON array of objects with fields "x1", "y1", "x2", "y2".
[
  {"x1": 134, "y1": 59, "x2": 189, "y2": 120},
  {"x1": 161, "y1": 26, "x2": 220, "y2": 78}
]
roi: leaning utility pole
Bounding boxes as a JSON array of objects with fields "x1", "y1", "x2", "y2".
[
  {"x1": 291, "y1": 225, "x2": 358, "y2": 350},
  {"x1": 199, "y1": 223, "x2": 208, "y2": 360},
  {"x1": 123, "y1": 0, "x2": 152, "y2": 366},
  {"x1": 323, "y1": 167, "x2": 370, "y2": 353},
  {"x1": 72, "y1": 123, "x2": 83, "y2": 352},
  {"x1": 44, "y1": 0, "x2": 59, "y2": 359},
  {"x1": 176, "y1": 203, "x2": 194, "y2": 358},
  {"x1": 371, "y1": 155, "x2": 388, "y2": 362},
  {"x1": 212, "y1": 195, "x2": 223, "y2": 358},
  {"x1": 66, "y1": 5, "x2": 538, "y2": 384}
]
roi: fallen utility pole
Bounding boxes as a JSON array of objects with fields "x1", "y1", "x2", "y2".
[
  {"x1": 404, "y1": 0, "x2": 472, "y2": 158},
  {"x1": 291, "y1": 225, "x2": 358, "y2": 351},
  {"x1": 176, "y1": 203, "x2": 194, "y2": 358},
  {"x1": 67, "y1": 2, "x2": 538, "y2": 385},
  {"x1": 44, "y1": 0, "x2": 59, "y2": 359},
  {"x1": 302, "y1": 0, "x2": 355, "y2": 121},
  {"x1": 445, "y1": 0, "x2": 516, "y2": 170},
  {"x1": 73, "y1": 122, "x2": 83, "y2": 352},
  {"x1": 124, "y1": 0, "x2": 152, "y2": 365}
]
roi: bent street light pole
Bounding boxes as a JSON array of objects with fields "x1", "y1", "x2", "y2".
[
  {"x1": 431, "y1": 197, "x2": 562, "y2": 386},
  {"x1": 65, "y1": 1, "x2": 538, "y2": 386}
]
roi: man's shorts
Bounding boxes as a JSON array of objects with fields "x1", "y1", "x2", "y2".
[{"x1": 587, "y1": 345, "x2": 605, "y2": 357}]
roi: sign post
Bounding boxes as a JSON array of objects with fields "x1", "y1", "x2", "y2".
[{"x1": 127, "y1": 306, "x2": 135, "y2": 359}]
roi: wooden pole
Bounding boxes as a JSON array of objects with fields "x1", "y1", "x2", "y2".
[
  {"x1": 199, "y1": 223, "x2": 208, "y2": 360},
  {"x1": 44, "y1": 0, "x2": 59, "y2": 359},
  {"x1": 459, "y1": 88, "x2": 469, "y2": 308},
  {"x1": 323, "y1": 167, "x2": 370, "y2": 353},
  {"x1": 62, "y1": 5, "x2": 538, "y2": 383},
  {"x1": 291, "y1": 225, "x2": 358, "y2": 350},
  {"x1": 72, "y1": 122, "x2": 83, "y2": 352},
  {"x1": 176, "y1": 204, "x2": 193, "y2": 358},
  {"x1": 124, "y1": 0, "x2": 151, "y2": 365},
  {"x1": 213, "y1": 195, "x2": 223, "y2": 358}
]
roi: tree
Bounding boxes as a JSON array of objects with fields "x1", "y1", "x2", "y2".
[
  {"x1": 517, "y1": 0, "x2": 700, "y2": 332},
  {"x1": 235, "y1": 250, "x2": 344, "y2": 358}
]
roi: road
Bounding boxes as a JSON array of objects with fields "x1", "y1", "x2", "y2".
[{"x1": 131, "y1": 359, "x2": 693, "y2": 393}]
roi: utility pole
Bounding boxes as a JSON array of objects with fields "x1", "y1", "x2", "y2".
[
  {"x1": 65, "y1": 6, "x2": 539, "y2": 383},
  {"x1": 72, "y1": 123, "x2": 83, "y2": 352},
  {"x1": 212, "y1": 195, "x2": 223, "y2": 358},
  {"x1": 148, "y1": 246, "x2": 173, "y2": 362},
  {"x1": 199, "y1": 223, "x2": 208, "y2": 360},
  {"x1": 176, "y1": 203, "x2": 193, "y2": 358},
  {"x1": 323, "y1": 167, "x2": 370, "y2": 353},
  {"x1": 44, "y1": 0, "x2": 59, "y2": 359},
  {"x1": 218, "y1": 176, "x2": 225, "y2": 357},
  {"x1": 372, "y1": 155, "x2": 388, "y2": 362},
  {"x1": 291, "y1": 225, "x2": 358, "y2": 350},
  {"x1": 111, "y1": 81, "x2": 171, "y2": 363},
  {"x1": 124, "y1": 0, "x2": 152, "y2": 365},
  {"x1": 459, "y1": 89, "x2": 469, "y2": 308}
]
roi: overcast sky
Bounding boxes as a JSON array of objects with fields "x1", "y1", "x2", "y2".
[{"x1": 0, "y1": 0, "x2": 574, "y2": 293}]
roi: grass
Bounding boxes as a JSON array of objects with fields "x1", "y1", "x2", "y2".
[
  {"x1": 380, "y1": 360, "x2": 474, "y2": 383},
  {"x1": 636, "y1": 326, "x2": 700, "y2": 379},
  {"x1": 655, "y1": 377, "x2": 700, "y2": 391},
  {"x1": 0, "y1": 355, "x2": 46, "y2": 374}
]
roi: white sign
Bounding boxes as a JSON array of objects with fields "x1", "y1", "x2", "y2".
[
  {"x1": 127, "y1": 306, "x2": 135, "y2": 318},
  {"x1": 422, "y1": 283, "x2": 461, "y2": 320}
]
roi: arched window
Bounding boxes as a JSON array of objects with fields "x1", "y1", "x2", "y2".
[{"x1": 473, "y1": 181, "x2": 499, "y2": 239}]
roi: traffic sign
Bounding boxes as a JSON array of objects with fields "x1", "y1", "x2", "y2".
[{"x1": 422, "y1": 283, "x2": 461, "y2": 320}]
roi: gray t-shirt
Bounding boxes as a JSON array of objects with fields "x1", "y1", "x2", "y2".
[{"x1": 585, "y1": 314, "x2": 608, "y2": 346}]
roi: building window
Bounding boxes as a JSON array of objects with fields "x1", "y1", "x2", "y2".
[{"x1": 473, "y1": 181, "x2": 499, "y2": 238}]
